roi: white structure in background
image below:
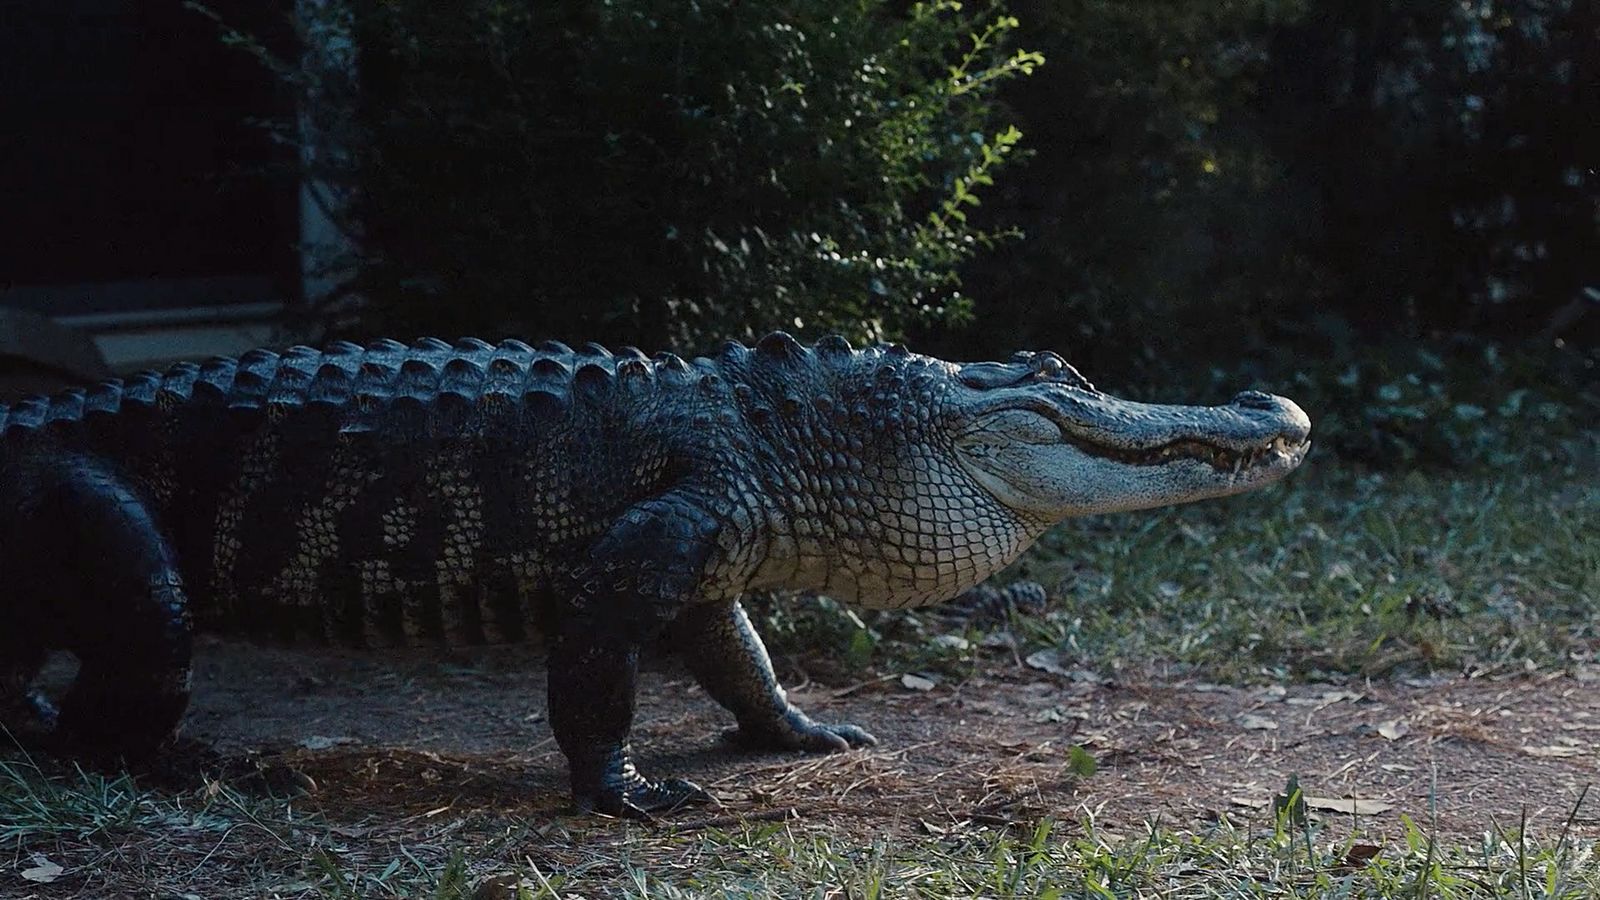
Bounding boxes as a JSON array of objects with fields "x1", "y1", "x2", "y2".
[
  {"x1": 295, "y1": 0, "x2": 360, "y2": 319},
  {"x1": 1, "y1": 1, "x2": 358, "y2": 375},
  {"x1": 52, "y1": 289, "x2": 287, "y2": 375}
]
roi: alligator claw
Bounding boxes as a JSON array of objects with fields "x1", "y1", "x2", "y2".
[{"x1": 727, "y1": 710, "x2": 878, "y2": 753}]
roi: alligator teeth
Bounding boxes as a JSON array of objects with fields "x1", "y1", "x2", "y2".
[{"x1": 1087, "y1": 437, "x2": 1286, "y2": 471}]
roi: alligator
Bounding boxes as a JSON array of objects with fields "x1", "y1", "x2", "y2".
[{"x1": 0, "y1": 333, "x2": 1310, "y2": 816}]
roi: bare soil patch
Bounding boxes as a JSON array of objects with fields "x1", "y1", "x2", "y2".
[{"x1": 179, "y1": 636, "x2": 1599, "y2": 842}]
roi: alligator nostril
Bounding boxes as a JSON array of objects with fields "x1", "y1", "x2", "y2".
[{"x1": 1231, "y1": 390, "x2": 1278, "y2": 410}]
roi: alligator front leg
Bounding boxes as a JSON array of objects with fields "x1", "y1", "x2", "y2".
[
  {"x1": 548, "y1": 491, "x2": 725, "y2": 817},
  {"x1": 548, "y1": 634, "x2": 710, "y2": 817},
  {"x1": 673, "y1": 600, "x2": 877, "y2": 752}
]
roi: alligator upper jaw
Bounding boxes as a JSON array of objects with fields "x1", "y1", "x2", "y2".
[{"x1": 1040, "y1": 389, "x2": 1313, "y2": 476}]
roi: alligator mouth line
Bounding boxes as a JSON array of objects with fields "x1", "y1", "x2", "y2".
[{"x1": 1067, "y1": 434, "x2": 1303, "y2": 473}]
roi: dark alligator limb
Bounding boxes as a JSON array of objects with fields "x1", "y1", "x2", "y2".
[{"x1": 0, "y1": 451, "x2": 192, "y2": 755}]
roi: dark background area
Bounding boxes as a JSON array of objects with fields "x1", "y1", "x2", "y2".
[
  {"x1": 965, "y1": 0, "x2": 1597, "y2": 371},
  {"x1": 0, "y1": 0, "x2": 298, "y2": 310}
]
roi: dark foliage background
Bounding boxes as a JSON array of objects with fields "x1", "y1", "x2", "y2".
[
  {"x1": 227, "y1": 0, "x2": 1596, "y2": 465},
  {"x1": 959, "y1": 0, "x2": 1596, "y2": 359},
  {"x1": 279, "y1": 0, "x2": 1039, "y2": 348}
]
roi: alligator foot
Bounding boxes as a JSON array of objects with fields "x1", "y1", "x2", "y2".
[
  {"x1": 726, "y1": 708, "x2": 878, "y2": 753},
  {"x1": 674, "y1": 601, "x2": 880, "y2": 754},
  {"x1": 573, "y1": 767, "x2": 714, "y2": 819},
  {"x1": 0, "y1": 686, "x2": 56, "y2": 749}
]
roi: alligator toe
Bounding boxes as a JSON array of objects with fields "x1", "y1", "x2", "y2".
[{"x1": 727, "y1": 710, "x2": 878, "y2": 752}]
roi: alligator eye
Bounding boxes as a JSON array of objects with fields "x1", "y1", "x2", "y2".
[{"x1": 1038, "y1": 355, "x2": 1096, "y2": 392}]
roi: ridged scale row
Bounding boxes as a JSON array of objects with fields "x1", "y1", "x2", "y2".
[
  {"x1": 0, "y1": 331, "x2": 921, "y2": 438},
  {"x1": 0, "y1": 332, "x2": 940, "y2": 440}
]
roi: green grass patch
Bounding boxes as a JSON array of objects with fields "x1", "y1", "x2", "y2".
[
  {"x1": 1006, "y1": 440, "x2": 1598, "y2": 681},
  {"x1": 7, "y1": 753, "x2": 1600, "y2": 898},
  {"x1": 613, "y1": 807, "x2": 1600, "y2": 899}
]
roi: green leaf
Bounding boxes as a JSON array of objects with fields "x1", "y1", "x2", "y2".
[{"x1": 1067, "y1": 745, "x2": 1097, "y2": 777}]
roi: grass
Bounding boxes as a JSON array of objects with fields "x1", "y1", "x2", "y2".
[
  {"x1": 622, "y1": 807, "x2": 1600, "y2": 899},
  {"x1": 6, "y1": 750, "x2": 1600, "y2": 898},
  {"x1": 0, "y1": 748, "x2": 489, "y2": 897},
  {"x1": 0, "y1": 754, "x2": 143, "y2": 844}
]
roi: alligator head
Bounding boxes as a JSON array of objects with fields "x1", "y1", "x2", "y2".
[
  {"x1": 949, "y1": 351, "x2": 1311, "y2": 519},
  {"x1": 726, "y1": 335, "x2": 1311, "y2": 608}
]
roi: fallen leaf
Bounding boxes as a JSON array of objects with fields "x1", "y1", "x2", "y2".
[
  {"x1": 1229, "y1": 796, "x2": 1270, "y2": 809},
  {"x1": 1376, "y1": 720, "x2": 1410, "y2": 741},
  {"x1": 472, "y1": 872, "x2": 534, "y2": 900},
  {"x1": 1306, "y1": 797, "x2": 1395, "y2": 815},
  {"x1": 1287, "y1": 690, "x2": 1365, "y2": 706},
  {"x1": 21, "y1": 856, "x2": 63, "y2": 884},
  {"x1": 932, "y1": 634, "x2": 970, "y2": 651},
  {"x1": 1022, "y1": 653, "x2": 1104, "y2": 683},
  {"x1": 900, "y1": 673, "x2": 937, "y2": 691},
  {"x1": 1340, "y1": 843, "x2": 1383, "y2": 869},
  {"x1": 1238, "y1": 714, "x2": 1279, "y2": 731},
  {"x1": 1076, "y1": 730, "x2": 1115, "y2": 747},
  {"x1": 1025, "y1": 649, "x2": 1074, "y2": 677},
  {"x1": 299, "y1": 735, "x2": 357, "y2": 751},
  {"x1": 1522, "y1": 745, "x2": 1586, "y2": 758}
]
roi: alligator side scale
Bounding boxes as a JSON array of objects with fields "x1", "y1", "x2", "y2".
[{"x1": 0, "y1": 333, "x2": 1310, "y2": 816}]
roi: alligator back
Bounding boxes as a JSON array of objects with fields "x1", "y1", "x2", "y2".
[{"x1": 0, "y1": 337, "x2": 714, "y2": 646}]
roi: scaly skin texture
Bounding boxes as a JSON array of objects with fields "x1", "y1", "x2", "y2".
[{"x1": 0, "y1": 333, "x2": 1310, "y2": 816}]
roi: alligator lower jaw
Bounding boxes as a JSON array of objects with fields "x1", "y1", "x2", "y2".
[{"x1": 1069, "y1": 434, "x2": 1304, "y2": 473}]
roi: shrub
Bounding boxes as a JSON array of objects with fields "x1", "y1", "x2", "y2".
[{"x1": 250, "y1": 0, "x2": 1040, "y2": 349}]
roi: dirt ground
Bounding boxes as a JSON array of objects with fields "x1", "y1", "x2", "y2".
[{"x1": 177, "y1": 635, "x2": 1600, "y2": 843}]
